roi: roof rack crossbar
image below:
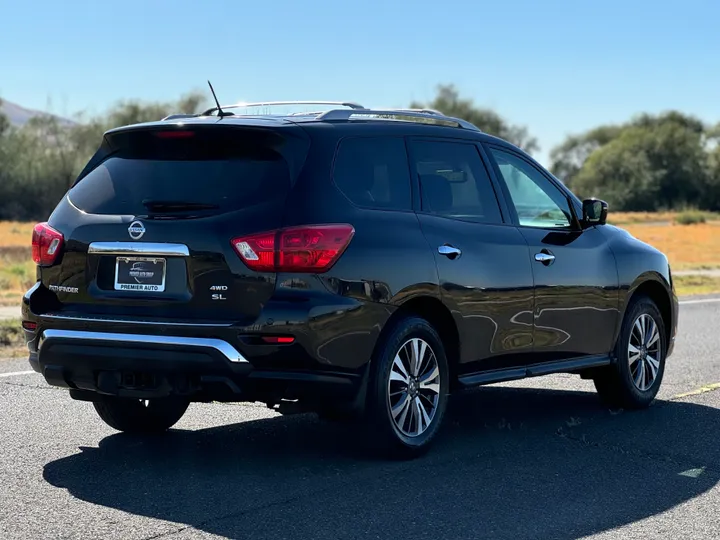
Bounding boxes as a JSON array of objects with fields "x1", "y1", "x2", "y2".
[
  {"x1": 200, "y1": 100, "x2": 365, "y2": 116},
  {"x1": 316, "y1": 108, "x2": 481, "y2": 131}
]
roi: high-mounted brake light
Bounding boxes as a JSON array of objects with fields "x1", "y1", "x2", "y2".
[
  {"x1": 32, "y1": 222, "x2": 64, "y2": 266},
  {"x1": 231, "y1": 224, "x2": 355, "y2": 273},
  {"x1": 153, "y1": 130, "x2": 195, "y2": 139}
]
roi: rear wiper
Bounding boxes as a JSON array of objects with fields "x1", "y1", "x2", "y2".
[{"x1": 142, "y1": 200, "x2": 220, "y2": 213}]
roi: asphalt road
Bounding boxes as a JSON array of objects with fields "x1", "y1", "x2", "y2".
[{"x1": 2, "y1": 298, "x2": 720, "y2": 539}]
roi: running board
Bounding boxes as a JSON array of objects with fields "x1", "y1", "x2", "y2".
[{"x1": 458, "y1": 355, "x2": 612, "y2": 388}]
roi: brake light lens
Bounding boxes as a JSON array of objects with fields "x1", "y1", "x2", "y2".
[
  {"x1": 153, "y1": 130, "x2": 195, "y2": 139},
  {"x1": 261, "y1": 336, "x2": 295, "y2": 344},
  {"x1": 32, "y1": 222, "x2": 64, "y2": 266},
  {"x1": 231, "y1": 224, "x2": 355, "y2": 273},
  {"x1": 22, "y1": 321, "x2": 38, "y2": 331}
]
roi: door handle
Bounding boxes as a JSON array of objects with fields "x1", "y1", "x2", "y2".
[
  {"x1": 534, "y1": 251, "x2": 555, "y2": 265},
  {"x1": 438, "y1": 245, "x2": 462, "y2": 259}
]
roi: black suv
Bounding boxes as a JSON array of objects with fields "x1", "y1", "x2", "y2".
[{"x1": 22, "y1": 101, "x2": 678, "y2": 457}]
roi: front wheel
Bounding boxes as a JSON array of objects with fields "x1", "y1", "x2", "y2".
[
  {"x1": 93, "y1": 396, "x2": 190, "y2": 433},
  {"x1": 365, "y1": 316, "x2": 450, "y2": 458},
  {"x1": 594, "y1": 295, "x2": 666, "y2": 409}
]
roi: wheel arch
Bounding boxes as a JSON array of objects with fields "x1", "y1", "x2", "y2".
[
  {"x1": 374, "y1": 295, "x2": 460, "y2": 386},
  {"x1": 619, "y1": 273, "x2": 674, "y2": 353}
]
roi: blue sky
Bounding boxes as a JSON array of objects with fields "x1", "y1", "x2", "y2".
[{"x1": 1, "y1": 0, "x2": 719, "y2": 166}]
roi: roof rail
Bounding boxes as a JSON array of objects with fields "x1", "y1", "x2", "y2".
[
  {"x1": 392, "y1": 108, "x2": 446, "y2": 116},
  {"x1": 200, "y1": 100, "x2": 365, "y2": 116},
  {"x1": 316, "y1": 108, "x2": 481, "y2": 131}
]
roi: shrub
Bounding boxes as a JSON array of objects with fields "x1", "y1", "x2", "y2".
[
  {"x1": 0, "y1": 319, "x2": 23, "y2": 347},
  {"x1": 675, "y1": 211, "x2": 707, "y2": 225}
]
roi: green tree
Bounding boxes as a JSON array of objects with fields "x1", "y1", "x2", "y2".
[
  {"x1": 552, "y1": 111, "x2": 714, "y2": 211},
  {"x1": 410, "y1": 84, "x2": 539, "y2": 154},
  {"x1": 704, "y1": 121, "x2": 720, "y2": 210},
  {"x1": 0, "y1": 90, "x2": 209, "y2": 221},
  {"x1": 0, "y1": 98, "x2": 9, "y2": 136},
  {"x1": 549, "y1": 125, "x2": 623, "y2": 189}
]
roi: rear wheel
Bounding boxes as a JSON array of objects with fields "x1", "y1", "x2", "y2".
[
  {"x1": 365, "y1": 316, "x2": 449, "y2": 458},
  {"x1": 93, "y1": 396, "x2": 190, "y2": 433},
  {"x1": 594, "y1": 295, "x2": 666, "y2": 409}
]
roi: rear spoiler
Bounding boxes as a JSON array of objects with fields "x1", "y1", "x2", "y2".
[{"x1": 72, "y1": 124, "x2": 311, "y2": 188}]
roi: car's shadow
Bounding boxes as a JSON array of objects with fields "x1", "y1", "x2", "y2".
[{"x1": 43, "y1": 387, "x2": 720, "y2": 539}]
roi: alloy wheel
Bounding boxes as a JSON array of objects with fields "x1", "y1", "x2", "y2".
[
  {"x1": 387, "y1": 337, "x2": 441, "y2": 437},
  {"x1": 628, "y1": 313, "x2": 661, "y2": 391}
]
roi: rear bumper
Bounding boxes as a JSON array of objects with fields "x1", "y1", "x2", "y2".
[
  {"x1": 20, "y1": 277, "x2": 394, "y2": 406},
  {"x1": 31, "y1": 327, "x2": 362, "y2": 403}
]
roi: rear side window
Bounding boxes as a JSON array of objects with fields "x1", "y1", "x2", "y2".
[
  {"x1": 333, "y1": 137, "x2": 412, "y2": 211},
  {"x1": 410, "y1": 140, "x2": 502, "y2": 224},
  {"x1": 69, "y1": 128, "x2": 295, "y2": 216}
]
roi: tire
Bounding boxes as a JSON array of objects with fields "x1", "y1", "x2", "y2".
[
  {"x1": 593, "y1": 295, "x2": 666, "y2": 409},
  {"x1": 364, "y1": 316, "x2": 450, "y2": 459},
  {"x1": 93, "y1": 396, "x2": 190, "y2": 433}
]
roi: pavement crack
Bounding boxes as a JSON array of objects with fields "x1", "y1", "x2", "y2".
[
  {"x1": 141, "y1": 524, "x2": 192, "y2": 540},
  {"x1": 140, "y1": 491, "x2": 343, "y2": 539},
  {"x1": 556, "y1": 428, "x2": 719, "y2": 474}
]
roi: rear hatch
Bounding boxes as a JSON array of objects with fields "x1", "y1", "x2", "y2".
[{"x1": 40, "y1": 121, "x2": 310, "y2": 324}]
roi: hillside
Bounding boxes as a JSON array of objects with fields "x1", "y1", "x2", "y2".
[{"x1": 0, "y1": 99, "x2": 75, "y2": 127}]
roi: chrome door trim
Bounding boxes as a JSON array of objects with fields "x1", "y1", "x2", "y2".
[
  {"x1": 534, "y1": 252, "x2": 556, "y2": 263},
  {"x1": 88, "y1": 242, "x2": 190, "y2": 257},
  {"x1": 41, "y1": 329, "x2": 248, "y2": 363},
  {"x1": 438, "y1": 245, "x2": 462, "y2": 258}
]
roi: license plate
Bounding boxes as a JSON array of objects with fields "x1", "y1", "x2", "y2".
[{"x1": 114, "y1": 257, "x2": 166, "y2": 292}]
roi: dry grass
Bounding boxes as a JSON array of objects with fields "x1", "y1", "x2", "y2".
[
  {"x1": 0, "y1": 247, "x2": 34, "y2": 307},
  {"x1": 673, "y1": 275, "x2": 720, "y2": 297},
  {"x1": 610, "y1": 211, "x2": 720, "y2": 226},
  {"x1": 609, "y1": 211, "x2": 677, "y2": 225},
  {"x1": 0, "y1": 221, "x2": 35, "y2": 248},
  {"x1": 0, "y1": 222, "x2": 35, "y2": 305},
  {"x1": 622, "y1": 222, "x2": 720, "y2": 270},
  {"x1": 0, "y1": 318, "x2": 26, "y2": 358}
]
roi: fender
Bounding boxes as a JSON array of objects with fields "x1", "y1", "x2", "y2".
[{"x1": 599, "y1": 224, "x2": 677, "y2": 354}]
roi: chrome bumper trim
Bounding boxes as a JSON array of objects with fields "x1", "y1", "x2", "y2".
[
  {"x1": 88, "y1": 242, "x2": 190, "y2": 257},
  {"x1": 41, "y1": 329, "x2": 248, "y2": 363}
]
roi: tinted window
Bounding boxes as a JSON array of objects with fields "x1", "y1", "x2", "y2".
[
  {"x1": 411, "y1": 141, "x2": 502, "y2": 224},
  {"x1": 333, "y1": 137, "x2": 411, "y2": 210},
  {"x1": 489, "y1": 148, "x2": 573, "y2": 229},
  {"x1": 70, "y1": 129, "x2": 292, "y2": 216}
]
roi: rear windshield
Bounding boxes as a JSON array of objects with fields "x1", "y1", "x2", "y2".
[{"x1": 69, "y1": 128, "x2": 293, "y2": 216}]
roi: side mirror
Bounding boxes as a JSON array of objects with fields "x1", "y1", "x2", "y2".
[{"x1": 582, "y1": 198, "x2": 608, "y2": 227}]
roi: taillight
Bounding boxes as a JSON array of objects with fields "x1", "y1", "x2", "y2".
[
  {"x1": 32, "y1": 222, "x2": 64, "y2": 266},
  {"x1": 231, "y1": 224, "x2": 355, "y2": 273}
]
